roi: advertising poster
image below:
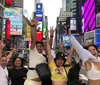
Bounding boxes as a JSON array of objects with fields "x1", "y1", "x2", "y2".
[
  {"x1": 3, "y1": 7, "x2": 23, "y2": 35},
  {"x1": 26, "y1": 24, "x2": 31, "y2": 41}
]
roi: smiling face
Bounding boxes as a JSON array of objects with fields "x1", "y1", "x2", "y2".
[
  {"x1": 14, "y1": 58, "x2": 22, "y2": 67},
  {"x1": 0, "y1": 57, "x2": 7, "y2": 68},
  {"x1": 88, "y1": 45, "x2": 99, "y2": 58},
  {"x1": 36, "y1": 43, "x2": 44, "y2": 53},
  {"x1": 55, "y1": 58, "x2": 65, "y2": 67}
]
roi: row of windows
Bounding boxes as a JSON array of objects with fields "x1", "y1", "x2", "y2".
[{"x1": 60, "y1": 14, "x2": 73, "y2": 17}]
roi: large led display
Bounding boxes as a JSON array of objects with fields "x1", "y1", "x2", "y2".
[
  {"x1": 82, "y1": 0, "x2": 96, "y2": 33},
  {"x1": 3, "y1": 7, "x2": 22, "y2": 35}
]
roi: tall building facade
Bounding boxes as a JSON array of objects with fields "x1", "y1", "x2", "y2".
[
  {"x1": 72, "y1": 0, "x2": 76, "y2": 16},
  {"x1": 0, "y1": 0, "x2": 5, "y2": 39},
  {"x1": 95, "y1": 0, "x2": 100, "y2": 13},
  {"x1": 66, "y1": 0, "x2": 73, "y2": 12},
  {"x1": 16, "y1": 0, "x2": 23, "y2": 8},
  {"x1": 61, "y1": 0, "x2": 73, "y2": 12},
  {"x1": 62, "y1": 0, "x2": 66, "y2": 11}
]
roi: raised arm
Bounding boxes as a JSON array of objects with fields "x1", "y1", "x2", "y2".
[
  {"x1": 6, "y1": 47, "x2": 16, "y2": 63},
  {"x1": 28, "y1": 18, "x2": 39, "y2": 50},
  {"x1": 67, "y1": 46, "x2": 74, "y2": 64},
  {"x1": 0, "y1": 40, "x2": 5, "y2": 61},
  {"x1": 59, "y1": 42, "x2": 65, "y2": 53},
  {"x1": 49, "y1": 26, "x2": 54, "y2": 49},
  {"x1": 46, "y1": 33, "x2": 53, "y2": 64},
  {"x1": 67, "y1": 27, "x2": 96, "y2": 62}
]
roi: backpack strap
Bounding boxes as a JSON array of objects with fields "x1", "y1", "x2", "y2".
[
  {"x1": 42, "y1": 54, "x2": 48, "y2": 62},
  {"x1": 63, "y1": 65, "x2": 68, "y2": 79},
  {"x1": 28, "y1": 67, "x2": 35, "y2": 70}
]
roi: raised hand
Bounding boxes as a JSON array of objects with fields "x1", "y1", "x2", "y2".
[
  {"x1": 12, "y1": 46, "x2": 17, "y2": 52},
  {"x1": 0, "y1": 40, "x2": 5, "y2": 50},
  {"x1": 46, "y1": 31, "x2": 49, "y2": 40},
  {"x1": 28, "y1": 17, "x2": 39, "y2": 27},
  {"x1": 50, "y1": 26, "x2": 54, "y2": 37},
  {"x1": 60, "y1": 42, "x2": 64, "y2": 48}
]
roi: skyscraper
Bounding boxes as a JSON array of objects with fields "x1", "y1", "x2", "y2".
[
  {"x1": 62, "y1": 0, "x2": 66, "y2": 11},
  {"x1": 66, "y1": 0, "x2": 73, "y2": 12},
  {"x1": 95, "y1": 0, "x2": 100, "y2": 13}
]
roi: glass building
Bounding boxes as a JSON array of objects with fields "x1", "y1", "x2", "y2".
[{"x1": 66, "y1": 0, "x2": 73, "y2": 12}]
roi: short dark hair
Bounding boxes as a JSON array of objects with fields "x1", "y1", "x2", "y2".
[
  {"x1": 54, "y1": 52, "x2": 66, "y2": 65},
  {"x1": 12, "y1": 57, "x2": 24, "y2": 67},
  {"x1": 36, "y1": 41, "x2": 44, "y2": 46}
]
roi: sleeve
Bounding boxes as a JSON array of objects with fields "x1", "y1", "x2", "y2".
[{"x1": 69, "y1": 35, "x2": 96, "y2": 62}]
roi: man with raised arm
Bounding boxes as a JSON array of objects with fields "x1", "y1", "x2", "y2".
[
  {"x1": 24, "y1": 18, "x2": 47, "y2": 85},
  {"x1": 0, "y1": 40, "x2": 15, "y2": 85}
]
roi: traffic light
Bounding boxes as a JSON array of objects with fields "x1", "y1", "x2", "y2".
[
  {"x1": 5, "y1": 0, "x2": 12, "y2": 6},
  {"x1": 5, "y1": 19, "x2": 10, "y2": 40}
]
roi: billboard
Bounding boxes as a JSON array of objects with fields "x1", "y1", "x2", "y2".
[
  {"x1": 26, "y1": 24, "x2": 31, "y2": 41},
  {"x1": 61, "y1": 34, "x2": 70, "y2": 47},
  {"x1": 62, "y1": 34, "x2": 78, "y2": 47},
  {"x1": 82, "y1": 0, "x2": 96, "y2": 33},
  {"x1": 36, "y1": 31, "x2": 42, "y2": 41},
  {"x1": 3, "y1": 7, "x2": 23, "y2": 35},
  {"x1": 70, "y1": 18, "x2": 76, "y2": 31}
]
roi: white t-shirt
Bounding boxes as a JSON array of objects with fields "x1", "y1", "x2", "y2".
[
  {"x1": 42, "y1": 49, "x2": 55, "y2": 59},
  {"x1": 0, "y1": 66, "x2": 8, "y2": 85},
  {"x1": 27, "y1": 47, "x2": 47, "y2": 79}
]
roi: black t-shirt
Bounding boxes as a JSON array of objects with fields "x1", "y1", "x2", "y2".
[{"x1": 8, "y1": 67, "x2": 28, "y2": 85}]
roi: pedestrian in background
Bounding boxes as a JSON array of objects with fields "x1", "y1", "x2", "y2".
[{"x1": 0, "y1": 40, "x2": 15, "y2": 85}]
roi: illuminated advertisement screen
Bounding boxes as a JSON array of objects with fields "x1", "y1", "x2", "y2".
[
  {"x1": 62, "y1": 34, "x2": 78, "y2": 47},
  {"x1": 36, "y1": 3, "x2": 42, "y2": 10},
  {"x1": 36, "y1": 31, "x2": 42, "y2": 41},
  {"x1": 61, "y1": 34, "x2": 70, "y2": 47},
  {"x1": 82, "y1": 0, "x2": 96, "y2": 33},
  {"x1": 70, "y1": 18, "x2": 76, "y2": 31},
  {"x1": 3, "y1": 7, "x2": 22, "y2": 35},
  {"x1": 37, "y1": 22, "x2": 42, "y2": 31}
]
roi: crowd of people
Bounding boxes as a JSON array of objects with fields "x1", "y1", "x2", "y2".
[{"x1": 0, "y1": 17, "x2": 100, "y2": 85}]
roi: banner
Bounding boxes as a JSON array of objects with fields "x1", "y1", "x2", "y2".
[
  {"x1": 26, "y1": 24, "x2": 31, "y2": 41},
  {"x1": 3, "y1": 7, "x2": 22, "y2": 35}
]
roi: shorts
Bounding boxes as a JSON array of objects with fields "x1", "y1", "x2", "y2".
[{"x1": 24, "y1": 79, "x2": 41, "y2": 85}]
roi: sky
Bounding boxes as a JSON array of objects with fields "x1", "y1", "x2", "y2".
[{"x1": 23, "y1": 0, "x2": 62, "y2": 29}]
